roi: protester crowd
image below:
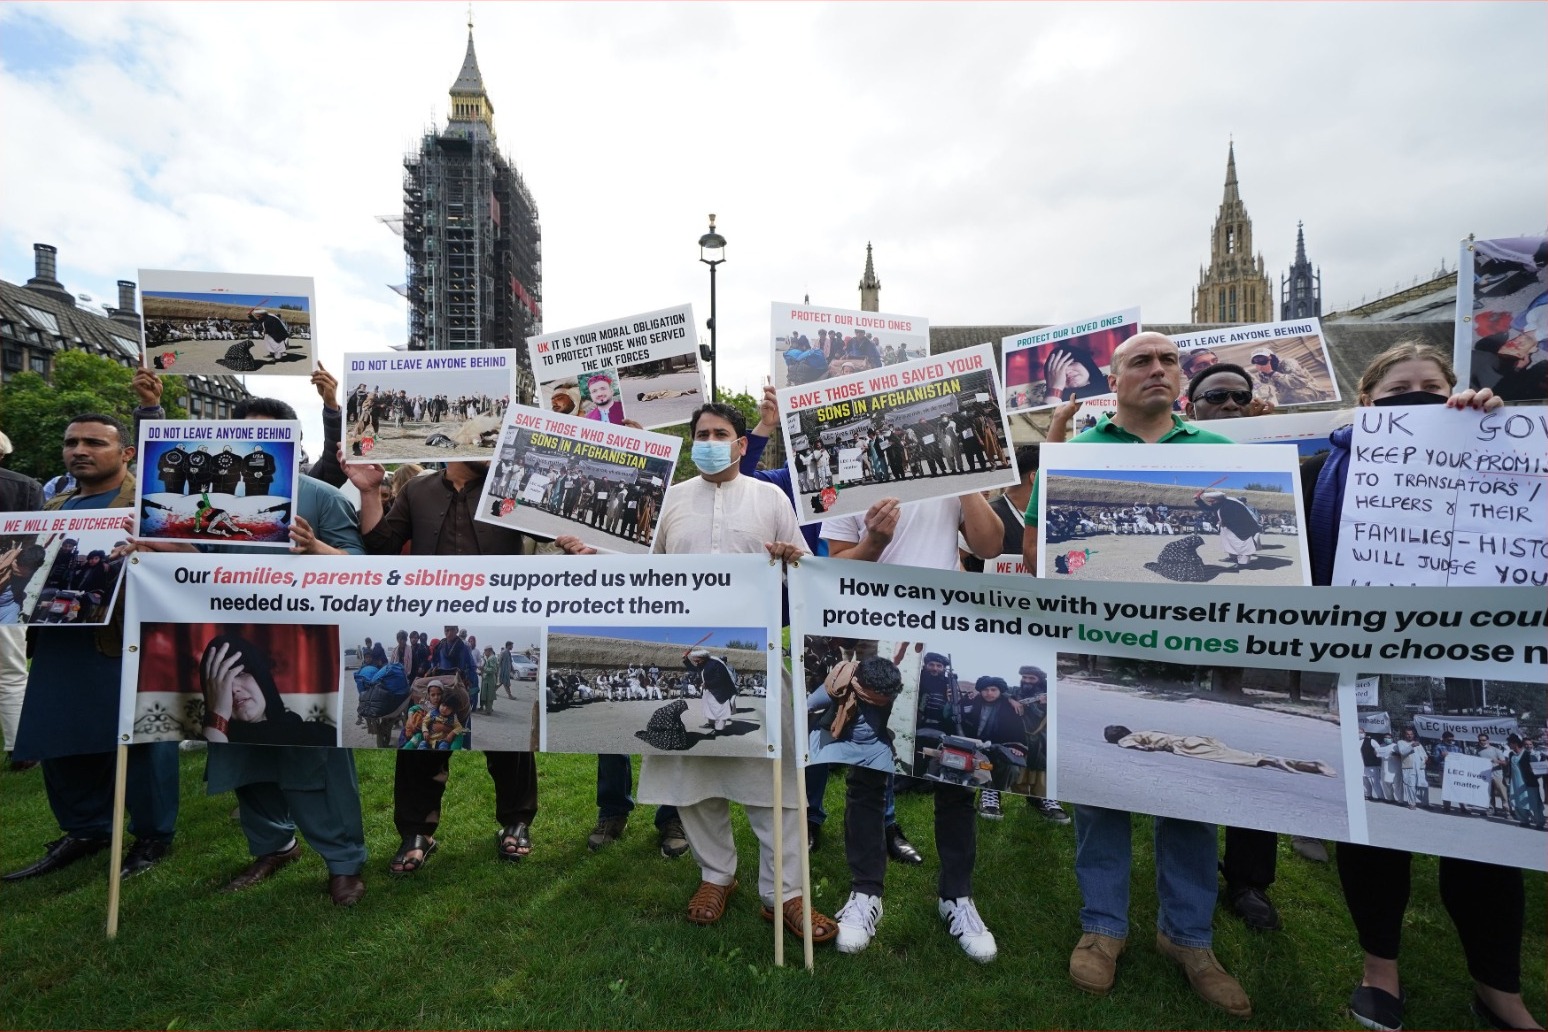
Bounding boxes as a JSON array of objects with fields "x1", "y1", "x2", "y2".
[
  {"x1": 347, "y1": 386, "x2": 508, "y2": 433},
  {"x1": 0, "y1": 334, "x2": 1542, "y2": 1032},
  {"x1": 792, "y1": 403, "x2": 1011, "y2": 494},
  {"x1": 779, "y1": 328, "x2": 918, "y2": 385}
]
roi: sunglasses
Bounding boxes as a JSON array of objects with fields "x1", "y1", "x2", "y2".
[{"x1": 1197, "y1": 389, "x2": 1253, "y2": 405}]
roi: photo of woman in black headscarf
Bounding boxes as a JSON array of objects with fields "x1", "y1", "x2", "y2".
[{"x1": 200, "y1": 632, "x2": 338, "y2": 746}]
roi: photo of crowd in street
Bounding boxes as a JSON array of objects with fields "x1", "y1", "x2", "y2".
[
  {"x1": 1056, "y1": 653, "x2": 1349, "y2": 841},
  {"x1": 1039, "y1": 449, "x2": 1309, "y2": 586},
  {"x1": 1172, "y1": 320, "x2": 1340, "y2": 409},
  {"x1": 342, "y1": 350, "x2": 515, "y2": 463},
  {"x1": 340, "y1": 623, "x2": 540, "y2": 753},
  {"x1": 476, "y1": 411, "x2": 677, "y2": 554},
  {"x1": 1458, "y1": 235, "x2": 1548, "y2": 404},
  {"x1": 771, "y1": 301, "x2": 929, "y2": 390},
  {"x1": 543, "y1": 627, "x2": 771, "y2": 757},
  {"x1": 1351, "y1": 673, "x2": 1545, "y2": 869},
  {"x1": 129, "y1": 622, "x2": 341, "y2": 747},
  {"x1": 780, "y1": 348, "x2": 1015, "y2": 523},
  {"x1": 139, "y1": 270, "x2": 316, "y2": 377},
  {"x1": 1002, "y1": 309, "x2": 1140, "y2": 412},
  {"x1": 0, "y1": 512, "x2": 132, "y2": 626},
  {"x1": 135, "y1": 423, "x2": 299, "y2": 548}
]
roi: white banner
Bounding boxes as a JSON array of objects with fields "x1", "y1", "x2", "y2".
[
  {"x1": 788, "y1": 557, "x2": 1545, "y2": 869},
  {"x1": 1334, "y1": 405, "x2": 1548, "y2": 587},
  {"x1": 1411, "y1": 712, "x2": 1520, "y2": 741},
  {"x1": 1353, "y1": 676, "x2": 1380, "y2": 706},
  {"x1": 528, "y1": 304, "x2": 702, "y2": 430},
  {"x1": 1441, "y1": 752, "x2": 1494, "y2": 807},
  {"x1": 121, "y1": 553, "x2": 782, "y2": 759}
]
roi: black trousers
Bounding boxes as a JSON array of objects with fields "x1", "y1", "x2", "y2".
[
  {"x1": 1335, "y1": 843, "x2": 1523, "y2": 992},
  {"x1": 1221, "y1": 825, "x2": 1278, "y2": 890},
  {"x1": 845, "y1": 768, "x2": 975, "y2": 899},
  {"x1": 394, "y1": 749, "x2": 537, "y2": 840}
]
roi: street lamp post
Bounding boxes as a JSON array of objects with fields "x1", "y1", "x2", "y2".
[{"x1": 698, "y1": 214, "x2": 726, "y2": 401}]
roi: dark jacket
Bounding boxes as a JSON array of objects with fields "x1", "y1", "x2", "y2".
[{"x1": 362, "y1": 468, "x2": 535, "y2": 557}]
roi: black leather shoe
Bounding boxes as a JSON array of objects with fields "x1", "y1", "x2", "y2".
[
  {"x1": 807, "y1": 822, "x2": 822, "y2": 853},
  {"x1": 2, "y1": 835, "x2": 110, "y2": 881},
  {"x1": 120, "y1": 838, "x2": 171, "y2": 879},
  {"x1": 1226, "y1": 883, "x2": 1282, "y2": 932},
  {"x1": 885, "y1": 823, "x2": 923, "y2": 865}
]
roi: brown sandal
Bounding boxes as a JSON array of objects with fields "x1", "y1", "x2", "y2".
[
  {"x1": 686, "y1": 879, "x2": 737, "y2": 925},
  {"x1": 761, "y1": 896, "x2": 838, "y2": 944}
]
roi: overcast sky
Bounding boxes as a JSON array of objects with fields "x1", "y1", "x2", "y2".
[{"x1": 2, "y1": 1, "x2": 1543, "y2": 444}]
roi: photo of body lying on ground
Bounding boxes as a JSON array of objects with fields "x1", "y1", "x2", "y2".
[
  {"x1": 1055, "y1": 653, "x2": 1348, "y2": 841},
  {"x1": 544, "y1": 627, "x2": 771, "y2": 757}
]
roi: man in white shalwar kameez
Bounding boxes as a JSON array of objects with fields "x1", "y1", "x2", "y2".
[{"x1": 557, "y1": 402, "x2": 837, "y2": 944}]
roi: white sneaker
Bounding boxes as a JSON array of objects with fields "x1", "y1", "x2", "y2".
[
  {"x1": 835, "y1": 891, "x2": 883, "y2": 954},
  {"x1": 939, "y1": 896, "x2": 997, "y2": 962}
]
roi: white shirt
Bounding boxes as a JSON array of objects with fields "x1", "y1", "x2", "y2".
[
  {"x1": 820, "y1": 496, "x2": 963, "y2": 571},
  {"x1": 653, "y1": 475, "x2": 804, "y2": 556}
]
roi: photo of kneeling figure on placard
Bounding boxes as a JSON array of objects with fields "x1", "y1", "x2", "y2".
[
  {"x1": 543, "y1": 626, "x2": 772, "y2": 757},
  {"x1": 1347, "y1": 672, "x2": 1545, "y2": 871},
  {"x1": 131, "y1": 623, "x2": 341, "y2": 747},
  {"x1": 1054, "y1": 653, "x2": 1349, "y2": 842}
]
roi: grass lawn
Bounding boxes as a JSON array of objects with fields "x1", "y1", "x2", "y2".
[{"x1": 0, "y1": 750, "x2": 1542, "y2": 1029}]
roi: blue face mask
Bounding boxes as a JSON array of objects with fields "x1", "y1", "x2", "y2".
[{"x1": 691, "y1": 440, "x2": 736, "y2": 475}]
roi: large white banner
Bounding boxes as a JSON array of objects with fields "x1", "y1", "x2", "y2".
[
  {"x1": 121, "y1": 553, "x2": 782, "y2": 759},
  {"x1": 788, "y1": 557, "x2": 1545, "y2": 870},
  {"x1": 1334, "y1": 405, "x2": 1548, "y2": 587},
  {"x1": 528, "y1": 304, "x2": 702, "y2": 430}
]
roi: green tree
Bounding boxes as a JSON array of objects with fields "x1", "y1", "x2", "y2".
[{"x1": 0, "y1": 351, "x2": 187, "y2": 482}]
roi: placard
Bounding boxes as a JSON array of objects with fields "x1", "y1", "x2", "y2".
[
  {"x1": 475, "y1": 407, "x2": 679, "y2": 554},
  {"x1": 135, "y1": 420, "x2": 300, "y2": 548},
  {"x1": 0, "y1": 509, "x2": 132, "y2": 625},
  {"x1": 1171, "y1": 318, "x2": 1340, "y2": 409},
  {"x1": 342, "y1": 349, "x2": 516, "y2": 463},
  {"x1": 1333, "y1": 405, "x2": 1548, "y2": 587},
  {"x1": 139, "y1": 270, "x2": 316, "y2": 376},
  {"x1": 776, "y1": 342, "x2": 1014, "y2": 523},
  {"x1": 1212, "y1": 408, "x2": 1354, "y2": 461},
  {"x1": 1037, "y1": 442, "x2": 1311, "y2": 586},
  {"x1": 528, "y1": 304, "x2": 702, "y2": 430},
  {"x1": 771, "y1": 301, "x2": 928, "y2": 390},
  {"x1": 1002, "y1": 307, "x2": 1140, "y2": 412},
  {"x1": 121, "y1": 552, "x2": 780, "y2": 759},
  {"x1": 1457, "y1": 235, "x2": 1548, "y2": 403}
]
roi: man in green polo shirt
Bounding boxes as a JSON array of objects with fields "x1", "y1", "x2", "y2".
[{"x1": 1019, "y1": 331, "x2": 1249, "y2": 1019}]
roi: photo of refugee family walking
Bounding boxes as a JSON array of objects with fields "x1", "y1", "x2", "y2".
[
  {"x1": 543, "y1": 627, "x2": 772, "y2": 758},
  {"x1": 341, "y1": 625, "x2": 541, "y2": 753},
  {"x1": 1355, "y1": 673, "x2": 1546, "y2": 870}
]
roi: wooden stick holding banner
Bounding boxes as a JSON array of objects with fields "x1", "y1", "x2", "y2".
[
  {"x1": 796, "y1": 745, "x2": 815, "y2": 971},
  {"x1": 771, "y1": 753, "x2": 784, "y2": 968},
  {"x1": 105, "y1": 743, "x2": 129, "y2": 939}
]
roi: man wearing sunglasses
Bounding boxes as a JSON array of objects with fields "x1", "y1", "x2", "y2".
[{"x1": 1182, "y1": 363, "x2": 1274, "y2": 421}]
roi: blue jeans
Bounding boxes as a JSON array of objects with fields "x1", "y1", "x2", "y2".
[
  {"x1": 806, "y1": 762, "x2": 896, "y2": 826},
  {"x1": 596, "y1": 754, "x2": 675, "y2": 828},
  {"x1": 1073, "y1": 805, "x2": 1217, "y2": 948}
]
